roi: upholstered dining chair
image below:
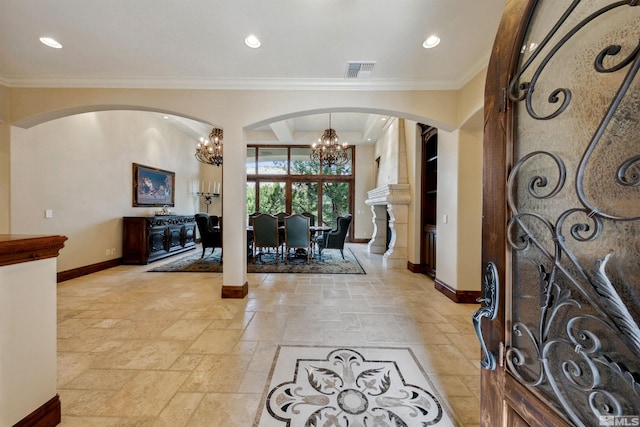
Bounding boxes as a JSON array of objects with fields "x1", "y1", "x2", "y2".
[
  {"x1": 275, "y1": 212, "x2": 289, "y2": 227},
  {"x1": 300, "y1": 211, "x2": 316, "y2": 226},
  {"x1": 317, "y1": 214, "x2": 352, "y2": 260},
  {"x1": 252, "y1": 213, "x2": 280, "y2": 264},
  {"x1": 284, "y1": 214, "x2": 312, "y2": 264},
  {"x1": 248, "y1": 211, "x2": 261, "y2": 226},
  {"x1": 194, "y1": 213, "x2": 222, "y2": 259}
]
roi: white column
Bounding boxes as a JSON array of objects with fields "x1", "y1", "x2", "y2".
[{"x1": 221, "y1": 123, "x2": 248, "y2": 297}]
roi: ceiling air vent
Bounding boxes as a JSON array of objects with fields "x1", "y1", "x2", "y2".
[{"x1": 345, "y1": 61, "x2": 376, "y2": 79}]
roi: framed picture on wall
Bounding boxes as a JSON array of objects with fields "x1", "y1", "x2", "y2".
[{"x1": 132, "y1": 163, "x2": 175, "y2": 207}]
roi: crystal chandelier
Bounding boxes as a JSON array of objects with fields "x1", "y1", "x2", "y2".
[
  {"x1": 310, "y1": 114, "x2": 349, "y2": 167},
  {"x1": 195, "y1": 128, "x2": 223, "y2": 166}
]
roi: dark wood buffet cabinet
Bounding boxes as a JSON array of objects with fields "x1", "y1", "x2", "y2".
[{"x1": 122, "y1": 215, "x2": 196, "y2": 264}]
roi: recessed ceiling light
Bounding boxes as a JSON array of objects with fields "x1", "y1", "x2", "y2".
[
  {"x1": 422, "y1": 35, "x2": 440, "y2": 49},
  {"x1": 244, "y1": 34, "x2": 261, "y2": 49},
  {"x1": 40, "y1": 37, "x2": 62, "y2": 49}
]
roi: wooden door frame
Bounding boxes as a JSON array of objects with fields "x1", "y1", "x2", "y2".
[
  {"x1": 481, "y1": 0, "x2": 571, "y2": 425},
  {"x1": 419, "y1": 124, "x2": 437, "y2": 275}
]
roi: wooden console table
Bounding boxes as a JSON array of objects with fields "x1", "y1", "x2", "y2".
[{"x1": 122, "y1": 215, "x2": 196, "y2": 264}]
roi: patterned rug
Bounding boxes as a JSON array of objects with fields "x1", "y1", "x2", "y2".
[
  {"x1": 255, "y1": 346, "x2": 457, "y2": 426},
  {"x1": 147, "y1": 248, "x2": 365, "y2": 274}
]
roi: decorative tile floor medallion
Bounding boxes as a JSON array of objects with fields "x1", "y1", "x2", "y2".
[{"x1": 256, "y1": 346, "x2": 457, "y2": 427}]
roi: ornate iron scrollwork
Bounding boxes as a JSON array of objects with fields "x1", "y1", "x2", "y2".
[
  {"x1": 505, "y1": 1, "x2": 640, "y2": 425},
  {"x1": 473, "y1": 262, "x2": 499, "y2": 370}
]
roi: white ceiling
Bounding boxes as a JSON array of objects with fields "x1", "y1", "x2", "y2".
[{"x1": 0, "y1": 0, "x2": 507, "y2": 143}]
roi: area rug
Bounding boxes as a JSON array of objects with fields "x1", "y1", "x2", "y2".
[
  {"x1": 255, "y1": 346, "x2": 457, "y2": 426},
  {"x1": 147, "y1": 248, "x2": 365, "y2": 274}
]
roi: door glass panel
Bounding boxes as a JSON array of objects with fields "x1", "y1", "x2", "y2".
[
  {"x1": 507, "y1": 2, "x2": 640, "y2": 425},
  {"x1": 321, "y1": 182, "x2": 350, "y2": 228},
  {"x1": 291, "y1": 182, "x2": 318, "y2": 221},
  {"x1": 258, "y1": 181, "x2": 286, "y2": 214}
]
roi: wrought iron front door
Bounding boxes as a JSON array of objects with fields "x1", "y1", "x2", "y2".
[{"x1": 479, "y1": 1, "x2": 640, "y2": 426}]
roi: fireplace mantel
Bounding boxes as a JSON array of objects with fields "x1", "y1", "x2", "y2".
[
  {"x1": 365, "y1": 184, "x2": 411, "y2": 268},
  {"x1": 365, "y1": 184, "x2": 411, "y2": 206}
]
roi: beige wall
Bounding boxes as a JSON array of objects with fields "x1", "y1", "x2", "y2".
[
  {"x1": 353, "y1": 144, "x2": 375, "y2": 240},
  {"x1": 457, "y1": 68, "x2": 487, "y2": 127},
  {"x1": 0, "y1": 84, "x2": 8, "y2": 124},
  {"x1": 0, "y1": 258, "x2": 58, "y2": 426},
  {"x1": 456, "y1": 124, "x2": 483, "y2": 291},
  {"x1": 10, "y1": 111, "x2": 200, "y2": 272},
  {"x1": 2, "y1": 70, "x2": 486, "y2": 290},
  {"x1": 0, "y1": 86, "x2": 9, "y2": 232},
  {"x1": 0, "y1": 124, "x2": 9, "y2": 233},
  {"x1": 436, "y1": 129, "x2": 460, "y2": 287}
]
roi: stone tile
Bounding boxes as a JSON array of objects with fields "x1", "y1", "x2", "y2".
[
  {"x1": 152, "y1": 392, "x2": 204, "y2": 427},
  {"x1": 448, "y1": 395, "x2": 481, "y2": 425},
  {"x1": 104, "y1": 370, "x2": 190, "y2": 417},
  {"x1": 160, "y1": 319, "x2": 212, "y2": 340},
  {"x1": 180, "y1": 354, "x2": 252, "y2": 393},
  {"x1": 63, "y1": 369, "x2": 138, "y2": 391},
  {"x1": 358, "y1": 313, "x2": 410, "y2": 342},
  {"x1": 92, "y1": 340, "x2": 188, "y2": 370},
  {"x1": 169, "y1": 354, "x2": 205, "y2": 371},
  {"x1": 55, "y1": 244, "x2": 483, "y2": 426},
  {"x1": 188, "y1": 393, "x2": 262, "y2": 426},
  {"x1": 187, "y1": 329, "x2": 243, "y2": 354},
  {"x1": 60, "y1": 416, "x2": 154, "y2": 426}
]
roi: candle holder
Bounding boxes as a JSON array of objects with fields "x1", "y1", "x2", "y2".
[{"x1": 196, "y1": 192, "x2": 220, "y2": 213}]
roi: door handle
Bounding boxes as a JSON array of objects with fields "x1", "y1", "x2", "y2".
[{"x1": 472, "y1": 262, "x2": 499, "y2": 370}]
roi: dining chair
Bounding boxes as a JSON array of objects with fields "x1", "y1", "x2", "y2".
[
  {"x1": 317, "y1": 214, "x2": 352, "y2": 260},
  {"x1": 300, "y1": 211, "x2": 316, "y2": 226},
  {"x1": 284, "y1": 214, "x2": 311, "y2": 264},
  {"x1": 194, "y1": 213, "x2": 222, "y2": 259},
  {"x1": 275, "y1": 212, "x2": 289, "y2": 227},
  {"x1": 252, "y1": 213, "x2": 279, "y2": 264},
  {"x1": 248, "y1": 211, "x2": 261, "y2": 226}
]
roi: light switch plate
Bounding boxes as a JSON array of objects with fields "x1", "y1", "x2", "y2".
[{"x1": 45, "y1": 209, "x2": 53, "y2": 218}]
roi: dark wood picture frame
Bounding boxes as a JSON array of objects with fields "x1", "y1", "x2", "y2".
[{"x1": 132, "y1": 163, "x2": 175, "y2": 207}]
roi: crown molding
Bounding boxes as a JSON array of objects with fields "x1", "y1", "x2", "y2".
[{"x1": 0, "y1": 76, "x2": 464, "y2": 91}]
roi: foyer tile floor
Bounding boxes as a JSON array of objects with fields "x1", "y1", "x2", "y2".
[{"x1": 56, "y1": 244, "x2": 481, "y2": 426}]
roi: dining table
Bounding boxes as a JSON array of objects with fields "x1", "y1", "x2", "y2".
[{"x1": 246, "y1": 225, "x2": 332, "y2": 258}]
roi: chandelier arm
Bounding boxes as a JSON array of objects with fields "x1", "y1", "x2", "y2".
[
  {"x1": 310, "y1": 113, "x2": 348, "y2": 167},
  {"x1": 196, "y1": 128, "x2": 224, "y2": 166}
]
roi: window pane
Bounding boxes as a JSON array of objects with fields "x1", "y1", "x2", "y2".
[
  {"x1": 258, "y1": 148, "x2": 288, "y2": 175},
  {"x1": 321, "y1": 147, "x2": 353, "y2": 175},
  {"x1": 246, "y1": 182, "x2": 256, "y2": 218},
  {"x1": 290, "y1": 148, "x2": 320, "y2": 175},
  {"x1": 258, "y1": 181, "x2": 286, "y2": 214},
  {"x1": 321, "y1": 182, "x2": 350, "y2": 228},
  {"x1": 246, "y1": 147, "x2": 256, "y2": 175},
  {"x1": 292, "y1": 182, "x2": 318, "y2": 224}
]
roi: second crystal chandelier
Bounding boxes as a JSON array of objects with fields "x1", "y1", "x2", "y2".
[
  {"x1": 310, "y1": 114, "x2": 349, "y2": 167},
  {"x1": 195, "y1": 128, "x2": 223, "y2": 166}
]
